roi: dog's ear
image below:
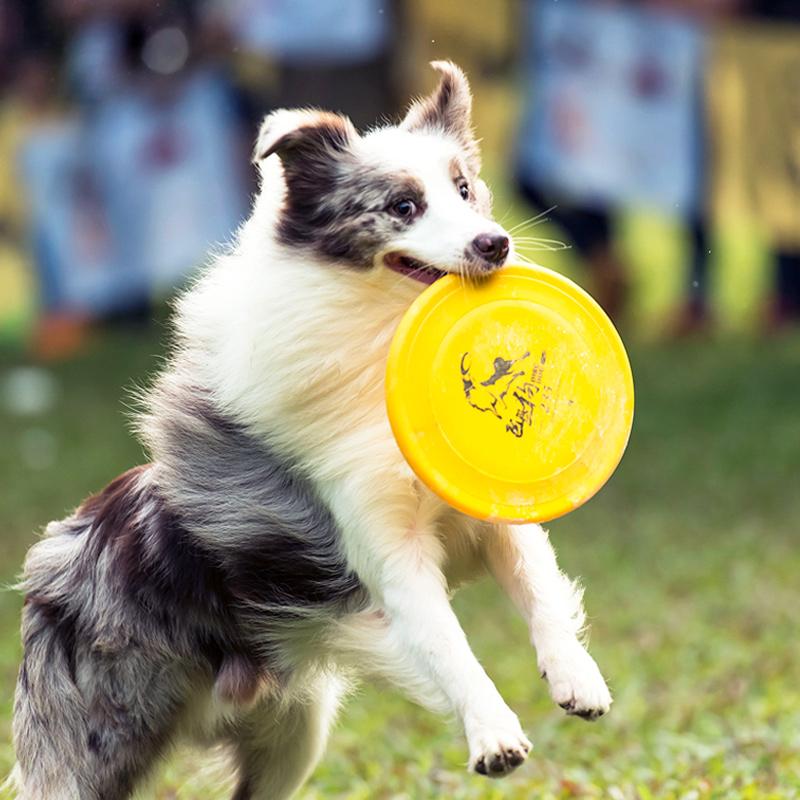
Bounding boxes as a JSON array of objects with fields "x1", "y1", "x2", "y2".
[
  {"x1": 253, "y1": 108, "x2": 357, "y2": 164},
  {"x1": 402, "y1": 61, "x2": 479, "y2": 163}
]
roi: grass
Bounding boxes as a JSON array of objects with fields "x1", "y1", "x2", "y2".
[{"x1": 1, "y1": 319, "x2": 800, "y2": 798}]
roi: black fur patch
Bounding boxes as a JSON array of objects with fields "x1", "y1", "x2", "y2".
[
  {"x1": 24, "y1": 380, "x2": 366, "y2": 693},
  {"x1": 139, "y1": 372, "x2": 367, "y2": 629},
  {"x1": 80, "y1": 466, "x2": 234, "y2": 640},
  {"x1": 21, "y1": 595, "x2": 80, "y2": 681},
  {"x1": 278, "y1": 155, "x2": 428, "y2": 269}
]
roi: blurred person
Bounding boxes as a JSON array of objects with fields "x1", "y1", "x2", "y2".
[
  {"x1": 748, "y1": 0, "x2": 800, "y2": 327},
  {"x1": 514, "y1": 0, "x2": 718, "y2": 332},
  {"x1": 643, "y1": 0, "x2": 800, "y2": 339},
  {"x1": 657, "y1": 0, "x2": 800, "y2": 332},
  {"x1": 513, "y1": 0, "x2": 628, "y2": 322},
  {"x1": 15, "y1": 0, "x2": 247, "y2": 349},
  {"x1": 645, "y1": 0, "x2": 744, "y2": 336},
  {"x1": 0, "y1": 53, "x2": 96, "y2": 357},
  {"x1": 83, "y1": 18, "x2": 247, "y2": 303},
  {"x1": 218, "y1": 0, "x2": 404, "y2": 135}
]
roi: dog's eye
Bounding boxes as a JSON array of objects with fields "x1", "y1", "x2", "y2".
[
  {"x1": 390, "y1": 199, "x2": 417, "y2": 219},
  {"x1": 458, "y1": 182, "x2": 470, "y2": 201}
]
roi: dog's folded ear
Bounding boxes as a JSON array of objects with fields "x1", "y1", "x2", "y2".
[
  {"x1": 402, "y1": 61, "x2": 479, "y2": 166},
  {"x1": 254, "y1": 109, "x2": 357, "y2": 164}
]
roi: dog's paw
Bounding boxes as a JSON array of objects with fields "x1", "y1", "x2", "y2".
[
  {"x1": 539, "y1": 645, "x2": 611, "y2": 721},
  {"x1": 468, "y1": 726, "x2": 532, "y2": 778}
]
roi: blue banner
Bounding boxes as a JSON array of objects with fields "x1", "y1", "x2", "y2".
[{"x1": 517, "y1": 0, "x2": 705, "y2": 216}]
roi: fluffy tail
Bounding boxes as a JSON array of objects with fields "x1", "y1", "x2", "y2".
[
  {"x1": 13, "y1": 545, "x2": 94, "y2": 799},
  {"x1": 12, "y1": 504, "x2": 188, "y2": 800}
]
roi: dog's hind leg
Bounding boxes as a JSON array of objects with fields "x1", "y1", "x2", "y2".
[{"x1": 229, "y1": 673, "x2": 345, "y2": 800}]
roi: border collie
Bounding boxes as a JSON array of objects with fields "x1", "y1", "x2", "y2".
[{"x1": 12, "y1": 62, "x2": 611, "y2": 799}]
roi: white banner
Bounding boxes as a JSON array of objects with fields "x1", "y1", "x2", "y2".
[
  {"x1": 517, "y1": 0, "x2": 704, "y2": 215},
  {"x1": 227, "y1": 0, "x2": 392, "y2": 64},
  {"x1": 21, "y1": 71, "x2": 246, "y2": 314}
]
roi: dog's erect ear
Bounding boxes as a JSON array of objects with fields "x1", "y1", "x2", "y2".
[
  {"x1": 253, "y1": 108, "x2": 357, "y2": 164},
  {"x1": 401, "y1": 61, "x2": 478, "y2": 159}
]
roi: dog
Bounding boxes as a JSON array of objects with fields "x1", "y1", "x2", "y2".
[{"x1": 12, "y1": 61, "x2": 611, "y2": 799}]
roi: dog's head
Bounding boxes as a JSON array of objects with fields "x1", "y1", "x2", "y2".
[{"x1": 253, "y1": 61, "x2": 512, "y2": 285}]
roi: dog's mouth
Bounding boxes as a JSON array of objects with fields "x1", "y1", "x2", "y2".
[{"x1": 383, "y1": 252, "x2": 448, "y2": 286}]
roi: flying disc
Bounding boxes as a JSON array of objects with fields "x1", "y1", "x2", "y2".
[{"x1": 385, "y1": 264, "x2": 634, "y2": 524}]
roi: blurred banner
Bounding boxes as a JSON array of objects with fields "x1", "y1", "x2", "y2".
[
  {"x1": 709, "y1": 22, "x2": 800, "y2": 252},
  {"x1": 20, "y1": 71, "x2": 245, "y2": 316},
  {"x1": 517, "y1": 0, "x2": 704, "y2": 215},
  {"x1": 226, "y1": 0, "x2": 392, "y2": 64}
]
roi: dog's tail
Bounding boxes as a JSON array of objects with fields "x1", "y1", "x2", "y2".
[
  {"x1": 12, "y1": 502, "x2": 190, "y2": 800},
  {"x1": 12, "y1": 523, "x2": 97, "y2": 799}
]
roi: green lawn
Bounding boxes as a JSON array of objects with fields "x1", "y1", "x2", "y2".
[{"x1": 1, "y1": 324, "x2": 799, "y2": 799}]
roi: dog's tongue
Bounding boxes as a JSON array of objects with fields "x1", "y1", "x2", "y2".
[
  {"x1": 406, "y1": 267, "x2": 443, "y2": 286},
  {"x1": 384, "y1": 254, "x2": 445, "y2": 285}
]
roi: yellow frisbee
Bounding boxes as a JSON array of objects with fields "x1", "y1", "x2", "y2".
[{"x1": 385, "y1": 264, "x2": 634, "y2": 523}]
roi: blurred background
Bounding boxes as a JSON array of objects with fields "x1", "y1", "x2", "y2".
[
  {"x1": 1, "y1": 1, "x2": 799, "y2": 798},
  {"x1": 1, "y1": 0, "x2": 800, "y2": 350}
]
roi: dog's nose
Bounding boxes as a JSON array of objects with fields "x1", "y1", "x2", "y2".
[{"x1": 472, "y1": 233, "x2": 510, "y2": 265}]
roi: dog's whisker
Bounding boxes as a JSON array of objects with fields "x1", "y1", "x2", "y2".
[
  {"x1": 496, "y1": 205, "x2": 523, "y2": 228},
  {"x1": 505, "y1": 206, "x2": 558, "y2": 235},
  {"x1": 514, "y1": 237, "x2": 571, "y2": 253},
  {"x1": 513, "y1": 235, "x2": 567, "y2": 244}
]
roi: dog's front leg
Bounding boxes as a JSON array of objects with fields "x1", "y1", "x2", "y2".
[
  {"x1": 379, "y1": 555, "x2": 532, "y2": 776},
  {"x1": 331, "y1": 483, "x2": 531, "y2": 777},
  {"x1": 482, "y1": 524, "x2": 612, "y2": 720}
]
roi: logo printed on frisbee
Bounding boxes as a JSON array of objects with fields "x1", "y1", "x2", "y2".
[
  {"x1": 460, "y1": 349, "x2": 576, "y2": 439},
  {"x1": 386, "y1": 264, "x2": 634, "y2": 524}
]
